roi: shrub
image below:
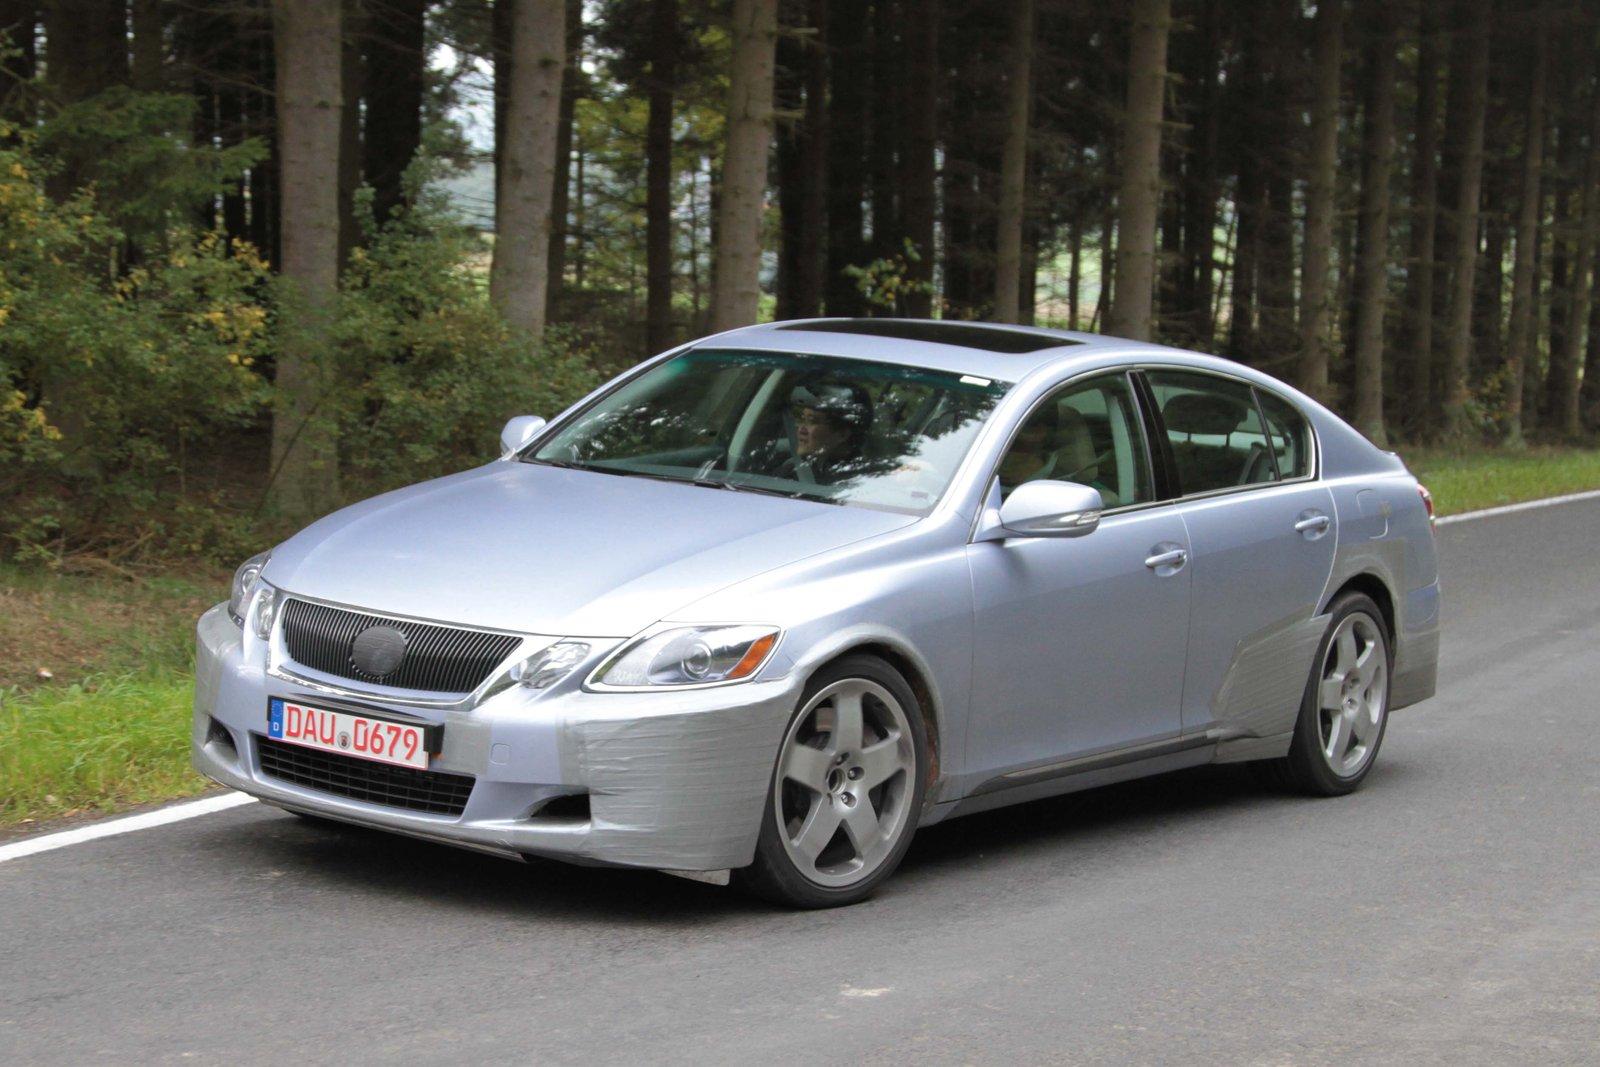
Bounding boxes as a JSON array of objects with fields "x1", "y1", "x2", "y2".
[{"x1": 334, "y1": 168, "x2": 602, "y2": 494}]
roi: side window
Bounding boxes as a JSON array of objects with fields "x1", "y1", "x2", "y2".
[
  {"x1": 1255, "y1": 389, "x2": 1313, "y2": 479},
  {"x1": 997, "y1": 374, "x2": 1153, "y2": 508},
  {"x1": 1146, "y1": 370, "x2": 1275, "y2": 495}
]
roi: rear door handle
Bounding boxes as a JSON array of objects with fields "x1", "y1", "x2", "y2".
[
  {"x1": 1294, "y1": 514, "x2": 1331, "y2": 533},
  {"x1": 1144, "y1": 548, "x2": 1188, "y2": 570}
]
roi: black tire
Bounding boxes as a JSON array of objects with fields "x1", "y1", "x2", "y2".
[
  {"x1": 1257, "y1": 591, "x2": 1393, "y2": 796},
  {"x1": 735, "y1": 654, "x2": 930, "y2": 909}
]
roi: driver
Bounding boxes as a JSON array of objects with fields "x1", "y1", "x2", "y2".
[{"x1": 780, "y1": 380, "x2": 874, "y2": 485}]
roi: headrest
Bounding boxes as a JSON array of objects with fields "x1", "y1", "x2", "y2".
[
  {"x1": 1162, "y1": 392, "x2": 1247, "y2": 436},
  {"x1": 1055, "y1": 406, "x2": 1097, "y2": 473}
]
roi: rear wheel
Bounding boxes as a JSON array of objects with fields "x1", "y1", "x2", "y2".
[
  {"x1": 736, "y1": 655, "x2": 928, "y2": 908},
  {"x1": 1259, "y1": 592, "x2": 1391, "y2": 796}
]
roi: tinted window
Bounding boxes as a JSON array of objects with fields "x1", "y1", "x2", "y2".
[
  {"x1": 530, "y1": 349, "x2": 1009, "y2": 515},
  {"x1": 1147, "y1": 370, "x2": 1275, "y2": 495},
  {"x1": 1255, "y1": 389, "x2": 1313, "y2": 479},
  {"x1": 998, "y1": 374, "x2": 1153, "y2": 508}
]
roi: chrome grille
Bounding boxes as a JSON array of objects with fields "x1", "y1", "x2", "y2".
[{"x1": 279, "y1": 598, "x2": 521, "y2": 694}]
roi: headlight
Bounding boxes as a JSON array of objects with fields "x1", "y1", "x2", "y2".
[
  {"x1": 591, "y1": 625, "x2": 780, "y2": 689},
  {"x1": 508, "y1": 641, "x2": 592, "y2": 689},
  {"x1": 228, "y1": 551, "x2": 271, "y2": 625},
  {"x1": 252, "y1": 584, "x2": 278, "y2": 641}
]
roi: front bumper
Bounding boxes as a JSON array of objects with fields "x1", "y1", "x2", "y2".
[{"x1": 192, "y1": 604, "x2": 800, "y2": 871}]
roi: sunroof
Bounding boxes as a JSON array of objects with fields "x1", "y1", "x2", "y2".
[{"x1": 776, "y1": 319, "x2": 1078, "y2": 354}]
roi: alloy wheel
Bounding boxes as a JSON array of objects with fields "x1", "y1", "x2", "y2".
[
  {"x1": 774, "y1": 678, "x2": 916, "y2": 889},
  {"x1": 1317, "y1": 611, "x2": 1388, "y2": 778}
]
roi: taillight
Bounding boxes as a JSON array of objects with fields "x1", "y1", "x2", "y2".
[{"x1": 1417, "y1": 483, "x2": 1435, "y2": 524}]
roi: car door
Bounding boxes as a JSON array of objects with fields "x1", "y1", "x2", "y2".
[
  {"x1": 965, "y1": 372, "x2": 1191, "y2": 780},
  {"x1": 1141, "y1": 369, "x2": 1337, "y2": 738}
]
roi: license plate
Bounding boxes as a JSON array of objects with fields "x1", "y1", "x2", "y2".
[{"x1": 267, "y1": 698, "x2": 433, "y2": 770}]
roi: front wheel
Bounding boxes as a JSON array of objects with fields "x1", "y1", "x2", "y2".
[
  {"x1": 1259, "y1": 592, "x2": 1392, "y2": 796},
  {"x1": 735, "y1": 655, "x2": 928, "y2": 908}
]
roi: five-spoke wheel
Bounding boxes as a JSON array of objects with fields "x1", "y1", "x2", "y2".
[
  {"x1": 1261, "y1": 591, "x2": 1392, "y2": 796},
  {"x1": 1317, "y1": 612, "x2": 1387, "y2": 777},
  {"x1": 738, "y1": 655, "x2": 927, "y2": 908}
]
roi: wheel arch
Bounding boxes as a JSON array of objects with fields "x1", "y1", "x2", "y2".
[
  {"x1": 811, "y1": 641, "x2": 942, "y2": 791},
  {"x1": 1321, "y1": 571, "x2": 1397, "y2": 647}
]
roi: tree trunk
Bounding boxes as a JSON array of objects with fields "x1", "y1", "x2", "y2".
[
  {"x1": 645, "y1": 0, "x2": 680, "y2": 351},
  {"x1": 131, "y1": 0, "x2": 164, "y2": 92},
  {"x1": 1556, "y1": 61, "x2": 1600, "y2": 438},
  {"x1": 866, "y1": 0, "x2": 898, "y2": 260},
  {"x1": 363, "y1": 0, "x2": 426, "y2": 226},
  {"x1": 1439, "y1": 0, "x2": 1489, "y2": 440},
  {"x1": 492, "y1": 0, "x2": 511, "y2": 210},
  {"x1": 489, "y1": 0, "x2": 567, "y2": 339},
  {"x1": 710, "y1": 0, "x2": 778, "y2": 332},
  {"x1": 545, "y1": 0, "x2": 582, "y2": 323},
  {"x1": 0, "y1": 1, "x2": 35, "y2": 125},
  {"x1": 1503, "y1": 8, "x2": 1547, "y2": 446},
  {"x1": 823, "y1": 0, "x2": 866, "y2": 316},
  {"x1": 896, "y1": 0, "x2": 935, "y2": 317},
  {"x1": 1349, "y1": 4, "x2": 1397, "y2": 446},
  {"x1": 1068, "y1": 223, "x2": 1081, "y2": 329},
  {"x1": 269, "y1": 0, "x2": 344, "y2": 522},
  {"x1": 795, "y1": 0, "x2": 828, "y2": 317},
  {"x1": 42, "y1": 0, "x2": 125, "y2": 201},
  {"x1": 1177, "y1": 1, "x2": 1222, "y2": 348},
  {"x1": 1397, "y1": 8, "x2": 1441, "y2": 439},
  {"x1": 336, "y1": 0, "x2": 363, "y2": 268},
  {"x1": 992, "y1": 0, "x2": 1034, "y2": 323},
  {"x1": 1297, "y1": 0, "x2": 1344, "y2": 403},
  {"x1": 247, "y1": 14, "x2": 281, "y2": 266},
  {"x1": 1106, "y1": 0, "x2": 1169, "y2": 342}
]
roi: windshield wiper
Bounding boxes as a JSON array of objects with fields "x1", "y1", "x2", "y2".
[{"x1": 532, "y1": 459, "x2": 812, "y2": 500}]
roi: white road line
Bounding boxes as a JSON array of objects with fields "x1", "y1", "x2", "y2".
[
  {"x1": 1436, "y1": 487, "x2": 1600, "y2": 526},
  {"x1": 0, "y1": 793, "x2": 257, "y2": 865}
]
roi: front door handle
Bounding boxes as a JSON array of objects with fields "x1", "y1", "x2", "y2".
[
  {"x1": 1294, "y1": 513, "x2": 1332, "y2": 534},
  {"x1": 1144, "y1": 548, "x2": 1188, "y2": 570}
]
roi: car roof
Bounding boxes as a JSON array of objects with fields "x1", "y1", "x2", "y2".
[{"x1": 696, "y1": 318, "x2": 1155, "y2": 381}]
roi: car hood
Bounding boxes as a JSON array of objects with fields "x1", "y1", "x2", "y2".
[{"x1": 265, "y1": 462, "x2": 916, "y2": 636}]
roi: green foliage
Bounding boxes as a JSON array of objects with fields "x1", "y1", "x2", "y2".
[
  {"x1": 36, "y1": 88, "x2": 266, "y2": 250},
  {"x1": 334, "y1": 164, "x2": 603, "y2": 492},
  {"x1": 0, "y1": 125, "x2": 271, "y2": 558},
  {"x1": 3, "y1": 106, "x2": 603, "y2": 565},
  {"x1": 844, "y1": 239, "x2": 936, "y2": 316}
]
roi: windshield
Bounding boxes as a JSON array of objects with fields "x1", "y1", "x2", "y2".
[{"x1": 528, "y1": 348, "x2": 1010, "y2": 515}]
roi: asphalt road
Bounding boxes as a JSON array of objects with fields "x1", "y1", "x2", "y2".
[{"x1": 4, "y1": 500, "x2": 1599, "y2": 1065}]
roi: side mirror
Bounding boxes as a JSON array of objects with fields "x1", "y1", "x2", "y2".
[
  {"x1": 499, "y1": 415, "x2": 547, "y2": 459},
  {"x1": 977, "y1": 480, "x2": 1103, "y2": 541}
]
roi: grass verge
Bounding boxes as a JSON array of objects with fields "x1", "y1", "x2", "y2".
[
  {"x1": 1398, "y1": 445, "x2": 1600, "y2": 517},
  {"x1": 1, "y1": 673, "x2": 210, "y2": 827},
  {"x1": 1, "y1": 562, "x2": 223, "y2": 829}
]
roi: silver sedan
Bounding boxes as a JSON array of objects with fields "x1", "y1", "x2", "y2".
[{"x1": 193, "y1": 319, "x2": 1440, "y2": 907}]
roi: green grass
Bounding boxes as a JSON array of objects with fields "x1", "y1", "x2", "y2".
[
  {"x1": 1, "y1": 673, "x2": 210, "y2": 826},
  {"x1": 1, "y1": 562, "x2": 223, "y2": 829},
  {"x1": 1397, "y1": 446, "x2": 1600, "y2": 517}
]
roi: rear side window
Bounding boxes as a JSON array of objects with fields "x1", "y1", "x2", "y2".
[
  {"x1": 1146, "y1": 371, "x2": 1275, "y2": 496},
  {"x1": 1255, "y1": 389, "x2": 1313, "y2": 479}
]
